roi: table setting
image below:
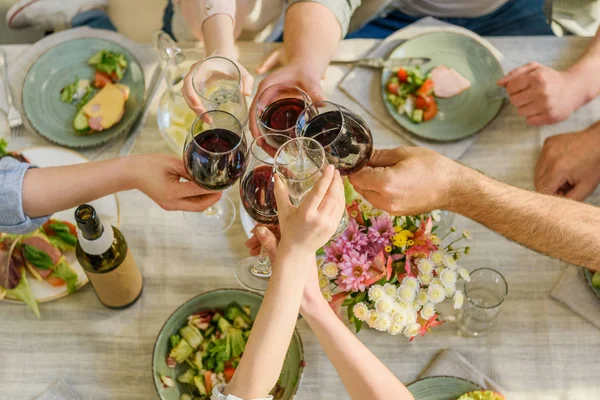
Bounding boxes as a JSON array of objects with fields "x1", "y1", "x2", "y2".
[{"x1": 2, "y1": 15, "x2": 600, "y2": 400}]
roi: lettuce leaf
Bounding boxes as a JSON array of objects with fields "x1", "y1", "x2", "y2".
[
  {"x1": 6, "y1": 271, "x2": 40, "y2": 318},
  {"x1": 50, "y1": 261, "x2": 78, "y2": 294}
]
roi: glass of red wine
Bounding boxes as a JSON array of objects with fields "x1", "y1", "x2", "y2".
[
  {"x1": 274, "y1": 137, "x2": 349, "y2": 240},
  {"x1": 235, "y1": 133, "x2": 291, "y2": 292},
  {"x1": 296, "y1": 101, "x2": 373, "y2": 175},
  {"x1": 191, "y1": 56, "x2": 248, "y2": 125},
  {"x1": 255, "y1": 84, "x2": 310, "y2": 143},
  {"x1": 183, "y1": 110, "x2": 247, "y2": 235}
]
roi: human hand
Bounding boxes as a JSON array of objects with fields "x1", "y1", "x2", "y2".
[
  {"x1": 129, "y1": 153, "x2": 222, "y2": 211},
  {"x1": 535, "y1": 124, "x2": 600, "y2": 200},
  {"x1": 182, "y1": 57, "x2": 254, "y2": 115},
  {"x1": 349, "y1": 147, "x2": 465, "y2": 215},
  {"x1": 497, "y1": 62, "x2": 584, "y2": 126}
]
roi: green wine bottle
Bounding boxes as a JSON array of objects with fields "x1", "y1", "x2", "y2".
[{"x1": 74, "y1": 204, "x2": 143, "y2": 309}]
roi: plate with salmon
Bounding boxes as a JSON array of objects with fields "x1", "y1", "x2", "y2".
[
  {"x1": 381, "y1": 32, "x2": 504, "y2": 142},
  {"x1": 0, "y1": 146, "x2": 119, "y2": 316},
  {"x1": 22, "y1": 38, "x2": 145, "y2": 148}
]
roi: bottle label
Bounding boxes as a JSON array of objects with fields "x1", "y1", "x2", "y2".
[{"x1": 85, "y1": 250, "x2": 143, "y2": 308}]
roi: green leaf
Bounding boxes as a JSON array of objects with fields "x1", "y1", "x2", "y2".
[
  {"x1": 49, "y1": 261, "x2": 78, "y2": 294},
  {"x1": 48, "y1": 222, "x2": 77, "y2": 247},
  {"x1": 354, "y1": 319, "x2": 363, "y2": 333},
  {"x1": 342, "y1": 297, "x2": 356, "y2": 307},
  {"x1": 316, "y1": 248, "x2": 325, "y2": 256},
  {"x1": 355, "y1": 292, "x2": 366, "y2": 303},
  {"x1": 0, "y1": 138, "x2": 7, "y2": 157},
  {"x1": 22, "y1": 244, "x2": 54, "y2": 270},
  {"x1": 347, "y1": 304, "x2": 354, "y2": 322},
  {"x1": 60, "y1": 78, "x2": 79, "y2": 103},
  {"x1": 6, "y1": 271, "x2": 39, "y2": 318}
]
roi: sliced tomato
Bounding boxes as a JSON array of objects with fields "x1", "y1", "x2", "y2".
[
  {"x1": 387, "y1": 82, "x2": 399, "y2": 95},
  {"x1": 94, "y1": 71, "x2": 112, "y2": 88},
  {"x1": 224, "y1": 367, "x2": 236, "y2": 383},
  {"x1": 203, "y1": 371, "x2": 213, "y2": 394},
  {"x1": 110, "y1": 71, "x2": 121, "y2": 82},
  {"x1": 46, "y1": 276, "x2": 66, "y2": 287},
  {"x1": 423, "y1": 100, "x2": 438, "y2": 121},
  {"x1": 397, "y1": 68, "x2": 408, "y2": 83},
  {"x1": 416, "y1": 79, "x2": 434, "y2": 96},
  {"x1": 414, "y1": 94, "x2": 434, "y2": 110}
]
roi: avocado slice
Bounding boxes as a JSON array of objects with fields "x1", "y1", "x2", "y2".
[
  {"x1": 73, "y1": 108, "x2": 90, "y2": 134},
  {"x1": 592, "y1": 271, "x2": 600, "y2": 289}
]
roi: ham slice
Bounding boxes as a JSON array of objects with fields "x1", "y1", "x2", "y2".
[
  {"x1": 88, "y1": 116, "x2": 104, "y2": 131},
  {"x1": 431, "y1": 66, "x2": 471, "y2": 98},
  {"x1": 22, "y1": 236, "x2": 60, "y2": 279}
]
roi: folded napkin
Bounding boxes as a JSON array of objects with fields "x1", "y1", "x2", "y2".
[
  {"x1": 421, "y1": 348, "x2": 509, "y2": 396},
  {"x1": 34, "y1": 380, "x2": 82, "y2": 400},
  {"x1": 338, "y1": 17, "x2": 504, "y2": 160},
  {"x1": 551, "y1": 265, "x2": 600, "y2": 330}
]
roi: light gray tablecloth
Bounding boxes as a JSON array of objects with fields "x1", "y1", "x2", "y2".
[{"x1": 2, "y1": 34, "x2": 600, "y2": 400}]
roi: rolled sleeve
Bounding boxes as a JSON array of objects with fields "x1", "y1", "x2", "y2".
[
  {"x1": 0, "y1": 157, "x2": 49, "y2": 234},
  {"x1": 211, "y1": 384, "x2": 273, "y2": 400},
  {"x1": 286, "y1": 0, "x2": 361, "y2": 37}
]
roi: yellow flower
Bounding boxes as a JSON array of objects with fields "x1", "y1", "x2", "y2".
[
  {"x1": 394, "y1": 226, "x2": 403, "y2": 233},
  {"x1": 393, "y1": 235, "x2": 407, "y2": 247},
  {"x1": 407, "y1": 240, "x2": 415, "y2": 246},
  {"x1": 400, "y1": 230, "x2": 414, "y2": 238},
  {"x1": 359, "y1": 202, "x2": 371, "y2": 213},
  {"x1": 351, "y1": 211, "x2": 358, "y2": 218},
  {"x1": 385, "y1": 245, "x2": 392, "y2": 253}
]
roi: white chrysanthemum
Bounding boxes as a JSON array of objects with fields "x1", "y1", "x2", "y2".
[
  {"x1": 403, "y1": 322, "x2": 421, "y2": 338},
  {"x1": 321, "y1": 288, "x2": 333, "y2": 302},
  {"x1": 430, "y1": 250, "x2": 445, "y2": 266},
  {"x1": 431, "y1": 277, "x2": 443, "y2": 287},
  {"x1": 319, "y1": 275, "x2": 329, "y2": 289},
  {"x1": 373, "y1": 209, "x2": 384, "y2": 217},
  {"x1": 368, "y1": 285, "x2": 385, "y2": 302},
  {"x1": 428, "y1": 283, "x2": 446, "y2": 304},
  {"x1": 397, "y1": 216, "x2": 406, "y2": 225},
  {"x1": 322, "y1": 262, "x2": 339, "y2": 279},
  {"x1": 395, "y1": 301, "x2": 411, "y2": 312},
  {"x1": 353, "y1": 302, "x2": 369, "y2": 321},
  {"x1": 374, "y1": 314, "x2": 392, "y2": 332},
  {"x1": 383, "y1": 283, "x2": 398, "y2": 298},
  {"x1": 397, "y1": 286, "x2": 417, "y2": 303},
  {"x1": 442, "y1": 254, "x2": 458, "y2": 270},
  {"x1": 418, "y1": 272, "x2": 433, "y2": 285},
  {"x1": 367, "y1": 311, "x2": 379, "y2": 328},
  {"x1": 405, "y1": 309, "x2": 418, "y2": 324},
  {"x1": 445, "y1": 284, "x2": 456, "y2": 298},
  {"x1": 402, "y1": 276, "x2": 420, "y2": 292},
  {"x1": 375, "y1": 296, "x2": 394, "y2": 314},
  {"x1": 454, "y1": 290, "x2": 465, "y2": 309},
  {"x1": 388, "y1": 322, "x2": 404, "y2": 336},
  {"x1": 416, "y1": 289, "x2": 429, "y2": 306},
  {"x1": 359, "y1": 202, "x2": 372, "y2": 213},
  {"x1": 431, "y1": 210, "x2": 441, "y2": 222},
  {"x1": 392, "y1": 310, "x2": 408, "y2": 325},
  {"x1": 413, "y1": 302, "x2": 422, "y2": 312},
  {"x1": 317, "y1": 257, "x2": 325, "y2": 267},
  {"x1": 462, "y1": 229, "x2": 472, "y2": 240},
  {"x1": 440, "y1": 269, "x2": 458, "y2": 287},
  {"x1": 430, "y1": 235, "x2": 441, "y2": 246},
  {"x1": 418, "y1": 259, "x2": 434, "y2": 275},
  {"x1": 420, "y1": 302, "x2": 436, "y2": 320},
  {"x1": 458, "y1": 267, "x2": 471, "y2": 282}
]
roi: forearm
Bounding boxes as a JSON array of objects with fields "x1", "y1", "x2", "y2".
[
  {"x1": 567, "y1": 27, "x2": 600, "y2": 106},
  {"x1": 301, "y1": 296, "x2": 413, "y2": 400},
  {"x1": 226, "y1": 245, "x2": 312, "y2": 398},
  {"x1": 450, "y1": 168, "x2": 600, "y2": 270},
  {"x1": 202, "y1": 14, "x2": 236, "y2": 58},
  {"x1": 22, "y1": 157, "x2": 136, "y2": 218}
]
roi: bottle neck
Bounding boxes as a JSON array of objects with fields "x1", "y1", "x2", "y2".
[
  {"x1": 75, "y1": 204, "x2": 114, "y2": 255},
  {"x1": 77, "y1": 225, "x2": 114, "y2": 255}
]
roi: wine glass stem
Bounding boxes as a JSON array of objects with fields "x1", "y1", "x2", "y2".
[{"x1": 251, "y1": 247, "x2": 272, "y2": 277}]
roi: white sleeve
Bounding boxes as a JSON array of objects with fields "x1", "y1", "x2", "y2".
[{"x1": 211, "y1": 384, "x2": 274, "y2": 400}]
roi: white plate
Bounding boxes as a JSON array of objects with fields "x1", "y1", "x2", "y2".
[
  {"x1": 4, "y1": 147, "x2": 120, "y2": 304},
  {"x1": 239, "y1": 203, "x2": 255, "y2": 239}
]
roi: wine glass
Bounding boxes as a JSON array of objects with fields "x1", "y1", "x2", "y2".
[
  {"x1": 183, "y1": 110, "x2": 247, "y2": 235},
  {"x1": 296, "y1": 101, "x2": 373, "y2": 175},
  {"x1": 191, "y1": 56, "x2": 248, "y2": 125},
  {"x1": 255, "y1": 84, "x2": 310, "y2": 144},
  {"x1": 274, "y1": 137, "x2": 348, "y2": 240},
  {"x1": 235, "y1": 133, "x2": 290, "y2": 292}
]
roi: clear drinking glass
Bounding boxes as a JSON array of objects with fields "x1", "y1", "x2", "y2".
[
  {"x1": 183, "y1": 110, "x2": 248, "y2": 235},
  {"x1": 274, "y1": 137, "x2": 348, "y2": 240},
  {"x1": 235, "y1": 134, "x2": 290, "y2": 292},
  {"x1": 457, "y1": 268, "x2": 508, "y2": 337},
  {"x1": 255, "y1": 84, "x2": 310, "y2": 140},
  {"x1": 191, "y1": 56, "x2": 248, "y2": 125}
]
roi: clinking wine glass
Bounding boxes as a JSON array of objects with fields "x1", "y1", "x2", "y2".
[
  {"x1": 183, "y1": 110, "x2": 248, "y2": 235},
  {"x1": 274, "y1": 137, "x2": 348, "y2": 241},
  {"x1": 235, "y1": 134, "x2": 290, "y2": 292},
  {"x1": 296, "y1": 101, "x2": 373, "y2": 175},
  {"x1": 191, "y1": 56, "x2": 248, "y2": 125}
]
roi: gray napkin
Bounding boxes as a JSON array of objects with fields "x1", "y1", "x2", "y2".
[
  {"x1": 338, "y1": 17, "x2": 504, "y2": 160},
  {"x1": 421, "y1": 348, "x2": 509, "y2": 396},
  {"x1": 551, "y1": 265, "x2": 600, "y2": 330},
  {"x1": 34, "y1": 380, "x2": 82, "y2": 400}
]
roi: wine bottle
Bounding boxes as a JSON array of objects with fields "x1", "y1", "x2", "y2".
[{"x1": 74, "y1": 204, "x2": 143, "y2": 309}]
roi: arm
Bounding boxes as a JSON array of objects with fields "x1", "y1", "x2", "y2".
[{"x1": 349, "y1": 147, "x2": 600, "y2": 271}]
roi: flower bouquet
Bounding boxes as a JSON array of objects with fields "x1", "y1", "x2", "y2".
[{"x1": 318, "y1": 180, "x2": 472, "y2": 340}]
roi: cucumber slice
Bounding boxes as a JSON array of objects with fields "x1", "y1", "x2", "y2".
[
  {"x1": 592, "y1": 271, "x2": 600, "y2": 288},
  {"x1": 73, "y1": 108, "x2": 90, "y2": 133},
  {"x1": 411, "y1": 109, "x2": 424, "y2": 123}
]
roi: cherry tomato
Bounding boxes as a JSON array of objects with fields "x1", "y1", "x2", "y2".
[
  {"x1": 94, "y1": 71, "x2": 112, "y2": 88},
  {"x1": 224, "y1": 367, "x2": 236, "y2": 383},
  {"x1": 397, "y1": 68, "x2": 408, "y2": 83},
  {"x1": 423, "y1": 100, "x2": 438, "y2": 121},
  {"x1": 46, "y1": 276, "x2": 66, "y2": 287},
  {"x1": 416, "y1": 79, "x2": 434, "y2": 96},
  {"x1": 414, "y1": 94, "x2": 434, "y2": 110},
  {"x1": 387, "y1": 82, "x2": 399, "y2": 95}
]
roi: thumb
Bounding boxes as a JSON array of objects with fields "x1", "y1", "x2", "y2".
[
  {"x1": 242, "y1": 72, "x2": 254, "y2": 96},
  {"x1": 367, "y1": 147, "x2": 405, "y2": 167},
  {"x1": 254, "y1": 226, "x2": 278, "y2": 260},
  {"x1": 273, "y1": 174, "x2": 291, "y2": 221}
]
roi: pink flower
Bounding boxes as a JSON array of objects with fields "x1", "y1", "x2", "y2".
[
  {"x1": 336, "y1": 250, "x2": 373, "y2": 292},
  {"x1": 340, "y1": 219, "x2": 368, "y2": 253},
  {"x1": 324, "y1": 240, "x2": 345, "y2": 263},
  {"x1": 367, "y1": 215, "x2": 394, "y2": 255}
]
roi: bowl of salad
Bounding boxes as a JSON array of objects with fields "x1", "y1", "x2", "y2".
[{"x1": 152, "y1": 289, "x2": 304, "y2": 400}]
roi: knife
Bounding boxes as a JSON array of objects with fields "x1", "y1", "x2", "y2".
[{"x1": 331, "y1": 57, "x2": 430, "y2": 69}]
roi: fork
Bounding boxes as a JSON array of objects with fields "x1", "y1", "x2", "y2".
[
  {"x1": 0, "y1": 50, "x2": 23, "y2": 138},
  {"x1": 486, "y1": 87, "x2": 507, "y2": 103}
]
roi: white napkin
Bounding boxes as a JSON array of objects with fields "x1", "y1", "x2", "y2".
[
  {"x1": 338, "y1": 17, "x2": 504, "y2": 160},
  {"x1": 421, "y1": 348, "x2": 510, "y2": 396},
  {"x1": 551, "y1": 265, "x2": 600, "y2": 330},
  {"x1": 34, "y1": 380, "x2": 82, "y2": 400}
]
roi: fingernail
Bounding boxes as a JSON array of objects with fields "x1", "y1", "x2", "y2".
[
  {"x1": 327, "y1": 165, "x2": 334, "y2": 173},
  {"x1": 256, "y1": 226, "x2": 268, "y2": 237},
  {"x1": 335, "y1": 169, "x2": 340, "y2": 176}
]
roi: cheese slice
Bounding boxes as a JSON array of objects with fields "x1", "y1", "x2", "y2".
[{"x1": 83, "y1": 83, "x2": 126, "y2": 129}]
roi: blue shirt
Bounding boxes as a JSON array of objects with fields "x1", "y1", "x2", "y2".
[{"x1": 0, "y1": 157, "x2": 49, "y2": 234}]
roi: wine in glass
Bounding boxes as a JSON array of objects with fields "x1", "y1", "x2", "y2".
[
  {"x1": 191, "y1": 56, "x2": 248, "y2": 125},
  {"x1": 183, "y1": 110, "x2": 247, "y2": 235},
  {"x1": 296, "y1": 101, "x2": 373, "y2": 175},
  {"x1": 235, "y1": 134, "x2": 290, "y2": 292}
]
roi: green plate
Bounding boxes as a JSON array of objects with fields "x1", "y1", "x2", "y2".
[
  {"x1": 152, "y1": 289, "x2": 304, "y2": 400},
  {"x1": 22, "y1": 38, "x2": 145, "y2": 148},
  {"x1": 381, "y1": 32, "x2": 504, "y2": 142},
  {"x1": 583, "y1": 269, "x2": 600, "y2": 300},
  {"x1": 408, "y1": 376, "x2": 483, "y2": 400}
]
